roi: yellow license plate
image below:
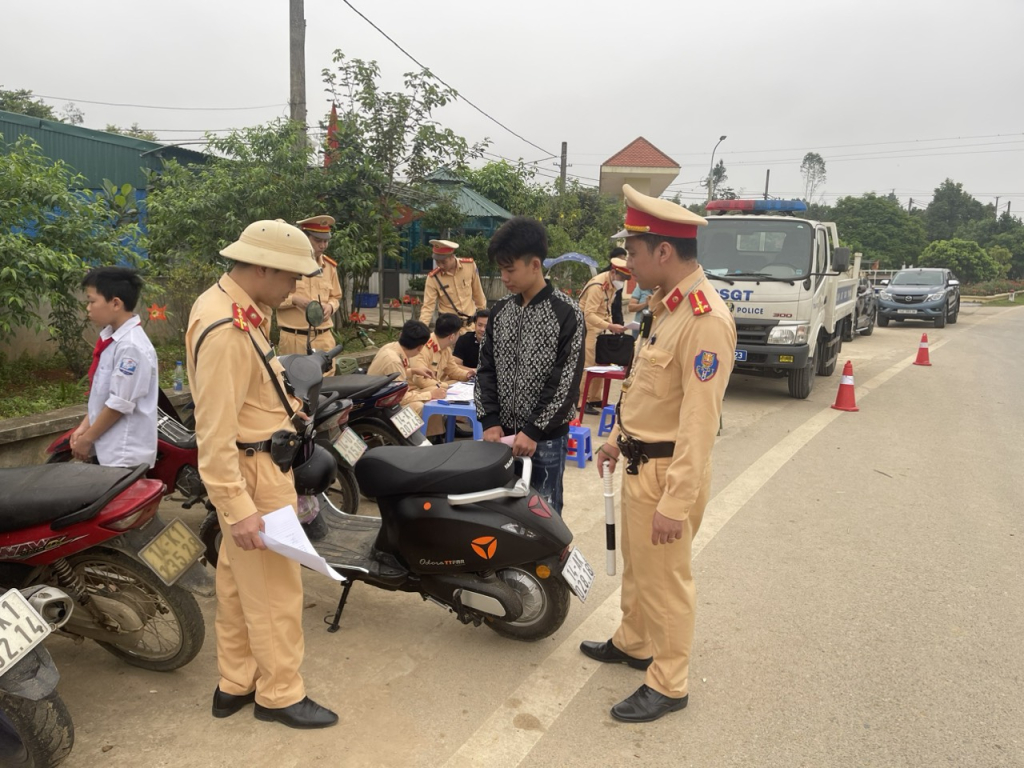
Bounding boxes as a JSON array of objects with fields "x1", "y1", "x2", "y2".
[{"x1": 138, "y1": 519, "x2": 206, "y2": 586}]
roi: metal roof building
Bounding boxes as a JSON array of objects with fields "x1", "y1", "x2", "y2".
[{"x1": 0, "y1": 109, "x2": 207, "y2": 190}]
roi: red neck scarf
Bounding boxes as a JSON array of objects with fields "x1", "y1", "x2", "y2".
[{"x1": 86, "y1": 336, "x2": 115, "y2": 393}]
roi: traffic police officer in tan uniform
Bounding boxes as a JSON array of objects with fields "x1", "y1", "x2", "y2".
[
  {"x1": 580, "y1": 185, "x2": 737, "y2": 723},
  {"x1": 419, "y1": 239, "x2": 487, "y2": 332},
  {"x1": 367, "y1": 319, "x2": 446, "y2": 416},
  {"x1": 277, "y1": 215, "x2": 343, "y2": 354},
  {"x1": 410, "y1": 313, "x2": 474, "y2": 388},
  {"x1": 186, "y1": 219, "x2": 338, "y2": 729},
  {"x1": 578, "y1": 256, "x2": 631, "y2": 413}
]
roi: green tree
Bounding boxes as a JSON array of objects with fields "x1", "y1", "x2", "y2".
[
  {"x1": 924, "y1": 179, "x2": 991, "y2": 241},
  {"x1": 800, "y1": 152, "x2": 827, "y2": 201},
  {"x1": 0, "y1": 86, "x2": 59, "y2": 120},
  {"x1": 917, "y1": 238, "x2": 1000, "y2": 283},
  {"x1": 146, "y1": 119, "x2": 379, "y2": 337},
  {"x1": 986, "y1": 245, "x2": 1013, "y2": 278},
  {"x1": 323, "y1": 52, "x2": 487, "y2": 325},
  {"x1": 0, "y1": 134, "x2": 141, "y2": 375},
  {"x1": 462, "y1": 159, "x2": 543, "y2": 216},
  {"x1": 709, "y1": 159, "x2": 736, "y2": 200},
  {"x1": 830, "y1": 193, "x2": 926, "y2": 268},
  {"x1": 954, "y1": 211, "x2": 1024, "y2": 279},
  {"x1": 105, "y1": 123, "x2": 159, "y2": 141}
]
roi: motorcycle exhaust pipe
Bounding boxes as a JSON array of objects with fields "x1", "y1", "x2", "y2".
[{"x1": 22, "y1": 586, "x2": 74, "y2": 630}]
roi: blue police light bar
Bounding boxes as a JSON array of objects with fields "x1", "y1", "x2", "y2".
[{"x1": 706, "y1": 199, "x2": 808, "y2": 213}]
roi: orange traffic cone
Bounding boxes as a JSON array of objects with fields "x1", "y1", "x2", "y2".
[
  {"x1": 913, "y1": 333, "x2": 932, "y2": 366},
  {"x1": 831, "y1": 360, "x2": 859, "y2": 412}
]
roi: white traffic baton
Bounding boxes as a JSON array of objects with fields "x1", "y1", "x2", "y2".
[{"x1": 602, "y1": 461, "x2": 616, "y2": 575}]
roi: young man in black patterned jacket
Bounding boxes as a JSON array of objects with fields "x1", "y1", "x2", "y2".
[{"x1": 476, "y1": 216, "x2": 585, "y2": 515}]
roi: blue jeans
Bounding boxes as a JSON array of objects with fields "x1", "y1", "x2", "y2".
[{"x1": 531, "y1": 434, "x2": 569, "y2": 515}]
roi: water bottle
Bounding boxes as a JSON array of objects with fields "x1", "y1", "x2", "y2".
[{"x1": 173, "y1": 361, "x2": 185, "y2": 392}]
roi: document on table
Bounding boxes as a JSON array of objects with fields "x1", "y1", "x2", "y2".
[
  {"x1": 259, "y1": 506, "x2": 346, "y2": 582},
  {"x1": 445, "y1": 382, "x2": 475, "y2": 402}
]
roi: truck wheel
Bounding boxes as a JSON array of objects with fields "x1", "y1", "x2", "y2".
[
  {"x1": 841, "y1": 316, "x2": 855, "y2": 342},
  {"x1": 877, "y1": 315, "x2": 890, "y2": 328},
  {"x1": 934, "y1": 303, "x2": 947, "y2": 328},
  {"x1": 949, "y1": 300, "x2": 959, "y2": 325},
  {"x1": 815, "y1": 336, "x2": 839, "y2": 377},
  {"x1": 860, "y1": 307, "x2": 875, "y2": 336},
  {"x1": 787, "y1": 362, "x2": 815, "y2": 399}
]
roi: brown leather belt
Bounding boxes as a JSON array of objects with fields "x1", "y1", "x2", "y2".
[{"x1": 280, "y1": 327, "x2": 331, "y2": 336}]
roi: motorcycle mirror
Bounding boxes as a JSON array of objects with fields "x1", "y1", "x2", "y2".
[{"x1": 306, "y1": 301, "x2": 325, "y2": 328}]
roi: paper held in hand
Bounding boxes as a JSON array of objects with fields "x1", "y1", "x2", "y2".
[{"x1": 259, "y1": 506, "x2": 346, "y2": 582}]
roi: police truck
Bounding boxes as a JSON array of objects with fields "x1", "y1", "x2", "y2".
[{"x1": 699, "y1": 199, "x2": 860, "y2": 399}]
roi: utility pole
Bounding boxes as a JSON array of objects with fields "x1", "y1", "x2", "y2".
[
  {"x1": 908, "y1": 198, "x2": 913, "y2": 213},
  {"x1": 559, "y1": 141, "x2": 568, "y2": 194},
  {"x1": 289, "y1": 0, "x2": 306, "y2": 126},
  {"x1": 1007, "y1": 202, "x2": 1012, "y2": 219},
  {"x1": 763, "y1": 169, "x2": 770, "y2": 200},
  {"x1": 994, "y1": 196, "x2": 1000, "y2": 218}
]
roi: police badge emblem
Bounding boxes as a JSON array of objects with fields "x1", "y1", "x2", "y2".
[{"x1": 694, "y1": 350, "x2": 719, "y2": 382}]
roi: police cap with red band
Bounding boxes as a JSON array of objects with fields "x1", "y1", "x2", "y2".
[{"x1": 612, "y1": 184, "x2": 707, "y2": 240}]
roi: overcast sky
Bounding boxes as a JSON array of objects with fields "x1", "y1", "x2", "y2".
[{"x1": 4, "y1": 0, "x2": 1023, "y2": 213}]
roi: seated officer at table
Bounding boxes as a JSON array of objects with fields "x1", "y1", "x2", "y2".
[
  {"x1": 367, "y1": 320, "x2": 445, "y2": 416},
  {"x1": 411, "y1": 313, "x2": 474, "y2": 388}
]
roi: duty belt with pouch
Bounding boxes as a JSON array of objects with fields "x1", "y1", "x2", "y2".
[
  {"x1": 615, "y1": 402, "x2": 674, "y2": 475},
  {"x1": 237, "y1": 431, "x2": 302, "y2": 472}
]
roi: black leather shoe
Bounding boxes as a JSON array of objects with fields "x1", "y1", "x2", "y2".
[
  {"x1": 579, "y1": 639, "x2": 653, "y2": 670},
  {"x1": 584, "y1": 402, "x2": 602, "y2": 416},
  {"x1": 611, "y1": 684, "x2": 688, "y2": 723},
  {"x1": 212, "y1": 687, "x2": 256, "y2": 718},
  {"x1": 254, "y1": 697, "x2": 338, "y2": 729}
]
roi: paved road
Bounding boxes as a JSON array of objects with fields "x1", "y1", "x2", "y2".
[{"x1": 51, "y1": 306, "x2": 1023, "y2": 767}]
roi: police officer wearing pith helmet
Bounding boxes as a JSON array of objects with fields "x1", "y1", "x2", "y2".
[
  {"x1": 419, "y1": 239, "x2": 487, "y2": 333},
  {"x1": 580, "y1": 185, "x2": 737, "y2": 723},
  {"x1": 277, "y1": 215, "x2": 344, "y2": 355},
  {"x1": 186, "y1": 219, "x2": 338, "y2": 729}
]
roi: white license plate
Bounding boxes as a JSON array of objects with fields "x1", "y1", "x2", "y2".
[
  {"x1": 734, "y1": 349, "x2": 748, "y2": 362},
  {"x1": 333, "y1": 427, "x2": 369, "y2": 465},
  {"x1": 138, "y1": 518, "x2": 206, "y2": 586},
  {"x1": 561, "y1": 547, "x2": 595, "y2": 603},
  {"x1": 897, "y1": 309, "x2": 918, "y2": 314},
  {"x1": 391, "y1": 406, "x2": 424, "y2": 439},
  {"x1": 0, "y1": 591, "x2": 52, "y2": 679}
]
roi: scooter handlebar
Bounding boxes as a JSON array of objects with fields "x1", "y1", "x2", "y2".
[{"x1": 447, "y1": 457, "x2": 532, "y2": 506}]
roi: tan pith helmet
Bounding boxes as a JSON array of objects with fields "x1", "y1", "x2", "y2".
[{"x1": 220, "y1": 219, "x2": 320, "y2": 277}]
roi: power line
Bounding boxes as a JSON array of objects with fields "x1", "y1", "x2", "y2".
[
  {"x1": 32, "y1": 93, "x2": 286, "y2": 112},
  {"x1": 339, "y1": 0, "x2": 554, "y2": 157}
]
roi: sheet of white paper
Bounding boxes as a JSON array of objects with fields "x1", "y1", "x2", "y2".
[
  {"x1": 585, "y1": 365, "x2": 624, "y2": 373},
  {"x1": 260, "y1": 506, "x2": 346, "y2": 582},
  {"x1": 445, "y1": 382, "x2": 475, "y2": 401},
  {"x1": 624, "y1": 321, "x2": 641, "y2": 331},
  {"x1": 500, "y1": 434, "x2": 516, "y2": 446}
]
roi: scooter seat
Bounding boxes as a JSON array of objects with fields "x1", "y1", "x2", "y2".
[
  {"x1": 0, "y1": 464, "x2": 149, "y2": 533},
  {"x1": 321, "y1": 374, "x2": 398, "y2": 400},
  {"x1": 355, "y1": 441, "x2": 515, "y2": 497}
]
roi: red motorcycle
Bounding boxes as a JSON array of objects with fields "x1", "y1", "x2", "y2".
[{"x1": 0, "y1": 463, "x2": 207, "y2": 672}]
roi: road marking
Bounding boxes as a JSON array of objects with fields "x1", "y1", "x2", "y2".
[{"x1": 442, "y1": 328, "x2": 968, "y2": 768}]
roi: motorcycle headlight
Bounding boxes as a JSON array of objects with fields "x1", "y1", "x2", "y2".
[
  {"x1": 926, "y1": 291, "x2": 945, "y2": 302},
  {"x1": 879, "y1": 290, "x2": 893, "y2": 301},
  {"x1": 768, "y1": 324, "x2": 809, "y2": 345}
]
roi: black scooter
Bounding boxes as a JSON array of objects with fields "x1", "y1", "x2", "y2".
[{"x1": 317, "y1": 442, "x2": 590, "y2": 641}]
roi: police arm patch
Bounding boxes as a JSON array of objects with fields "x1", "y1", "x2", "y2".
[{"x1": 693, "y1": 350, "x2": 719, "y2": 382}]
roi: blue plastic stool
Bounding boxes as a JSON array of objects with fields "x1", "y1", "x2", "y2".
[
  {"x1": 566, "y1": 425, "x2": 593, "y2": 469},
  {"x1": 598, "y1": 404, "x2": 616, "y2": 437},
  {"x1": 419, "y1": 401, "x2": 483, "y2": 442}
]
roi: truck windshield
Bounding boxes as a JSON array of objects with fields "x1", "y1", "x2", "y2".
[
  {"x1": 698, "y1": 221, "x2": 813, "y2": 279},
  {"x1": 891, "y1": 270, "x2": 943, "y2": 286}
]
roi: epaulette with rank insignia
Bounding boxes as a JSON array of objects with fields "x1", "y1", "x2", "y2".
[
  {"x1": 232, "y1": 303, "x2": 251, "y2": 331},
  {"x1": 689, "y1": 290, "x2": 713, "y2": 316},
  {"x1": 322, "y1": 255, "x2": 337, "y2": 267},
  {"x1": 427, "y1": 339, "x2": 440, "y2": 352},
  {"x1": 459, "y1": 258, "x2": 474, "y2": 264}
]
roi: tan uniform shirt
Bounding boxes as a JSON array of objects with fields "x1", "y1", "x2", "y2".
[
  {"x1": 411, "y1": 334, "x2": 472, "y2": 388},
  {"x1": 419, "y1": 259, "x2": 487, "y2": 326},
  {"x1": 277, "y1": 256, "x2": 343, "y2": 331},
  {"x1": 610, "y1": 267, "x2": 737, "y2": 520},
  {"x1": 185, "y1": 274, "x2": 300, "y2": 525},
  {"x1": 579, "y1": 272, "x2": 617, "y2": 336},
  {"x1": 367, "y1": 341, "x2": 433, "y2": 408}
]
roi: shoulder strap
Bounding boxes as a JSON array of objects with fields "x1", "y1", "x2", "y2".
[
  {"x1": 192, "y1": 318, "x2": 233, "y2": 366},
  {"x1": 433, "y1": 272, "x2": 471, "y2": 320}
]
